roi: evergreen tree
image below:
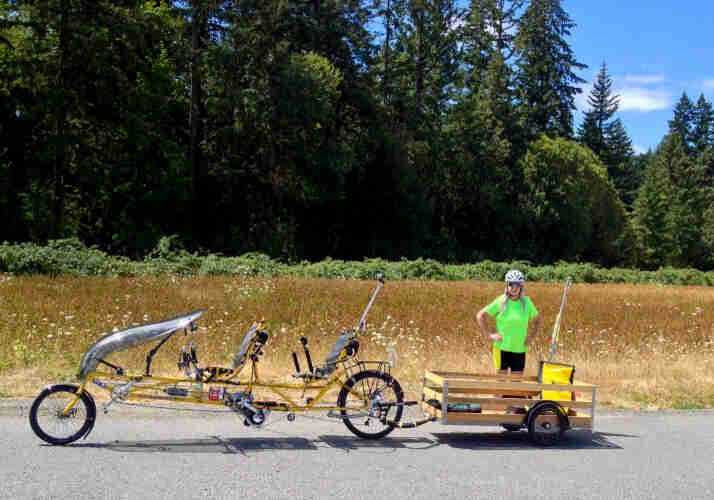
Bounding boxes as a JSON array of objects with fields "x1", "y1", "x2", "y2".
[
  {"x1": 577, "y1": 62, "x2": 637, "y2": 207},
  {"x1": 442, "y1": 50, "x2": 513, "y2": 260},
  {"x1": 702, "y1": 204, "x2": 714, "y2": 269},
  {"x1": 666, "y1": 104, "x2": 714, "y2": 268},
  {"x1": 577, "y1": 62, "x2": 618, "y2": 158},
  {"x1": 464, "y1": 0, "x2": 524, "y2": 155},
  {"x1": 394, "y1": 0, "x2": 464, "y2": 128},
  {"x1": 0, "y1": 0, "x2": 188, "y2": 251},
  {"x1": 374, "y1": 0, "x2": 399, "y2": 109},
  {"x1": 692, "y1": 93, "x2": 714, "y2": 154},
  {"x1": 604, "y1": 118, "x2": 638, "y2": 205},
  {"x1": 514, "y1": 0, "x2": 586, "y2": 139},
  {"x1": 631, "y1": 145, "x2": 680, "y2": 268},
  {"x1": 470, "y1": 0, "x2": 524, "y2": 62},
  {"x1": 633, "y1": 132, "x2": 712, "y2": 268},
  {"x1": 668, "y1": 92, "x2": 695, "y2": 149},
  {"x1": 577, "y1": 112, "x2": 601, "y2": 157}
]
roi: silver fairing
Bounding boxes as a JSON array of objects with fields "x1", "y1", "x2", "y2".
[{"x1": 78, "y1": 310, "x2": 204, "y2": 380}]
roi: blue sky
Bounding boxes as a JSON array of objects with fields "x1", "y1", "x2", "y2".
[{"x1": 565, "y1": 0, "x2": 714, "y2": 154}]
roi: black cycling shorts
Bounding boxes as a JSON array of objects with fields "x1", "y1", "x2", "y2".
[{"x1": 495, "y1": 348, "x2": 526, "y2": 372}]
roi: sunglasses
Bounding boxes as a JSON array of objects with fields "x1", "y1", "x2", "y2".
[{"x1": 507, "y1": 282, "x2": 522, "y2": 288}]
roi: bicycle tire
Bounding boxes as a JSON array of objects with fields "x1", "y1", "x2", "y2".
[
  {"x1": 337, "y1": 370, "x2": 404, "y2": 440},
  {"x1": 29, "y1": 384, "x2": 96, "y2": 445}
]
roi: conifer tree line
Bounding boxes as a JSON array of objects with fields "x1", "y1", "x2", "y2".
[{"x1": 1, "y1": 0, "x2": 713, "y2": 270}]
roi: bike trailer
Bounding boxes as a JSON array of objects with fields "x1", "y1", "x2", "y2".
[{"x1": 421, "y1": 369, "x2": 596, "y2": 445}]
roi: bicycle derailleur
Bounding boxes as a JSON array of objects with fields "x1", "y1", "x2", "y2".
[{"x1": 225, "y1": 391, "x2": 270, "y2": 427}]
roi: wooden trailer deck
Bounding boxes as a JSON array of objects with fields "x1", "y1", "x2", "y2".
[{"x1": 420, "y1": 370, "x2": 596, "y2": 438}]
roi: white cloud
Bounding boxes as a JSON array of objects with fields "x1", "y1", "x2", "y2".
[
  {"x1": 576, "y1": 82, "x2": 670, "y2": 113},
  {"x1": 575, "y1": 83, "x2": 593, "y2": 113},
  {"x1": 702, "y1": 79, "x2": 714, "y2": 89},
  {"x1": 617, "y1": 87, "x2": 671, "y2": 112},
  {"x1": 632, "y1": 143, "x2": 648, "y2": 155},
  {"x1": 622, "y1": 74, "x2": 666, "y2": 85}
]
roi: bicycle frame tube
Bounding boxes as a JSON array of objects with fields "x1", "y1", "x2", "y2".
[
  {"x1": 85, "y1": 361, "x2": 371, "y2": 413},
  {"x1": 356, "y1": 276, "x2": 384, "y2": 332}
]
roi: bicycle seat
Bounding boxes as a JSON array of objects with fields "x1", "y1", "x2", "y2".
[
  {"x1": 199, "y1": 323, "x2": 268, "y2": 381},
  {"x1": 314, "y1": 330, "x2": 353, "y2": 377},
  {"x1": 231, "y1": 323, "x2": 261, "y2": 370}
]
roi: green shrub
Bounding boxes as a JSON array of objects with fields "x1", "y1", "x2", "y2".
[
  {"x1": 0, "y1": 239, "x2": 712, "y2": 286},
  {"x1": 0, "y1": 238, "x2": 126, "y2": 276}
]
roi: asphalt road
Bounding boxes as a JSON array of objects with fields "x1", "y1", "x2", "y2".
[{"x1": 1, "y1": 400, "x2": 713, "y2": 500}]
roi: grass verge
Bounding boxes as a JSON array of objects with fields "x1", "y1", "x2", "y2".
[{"x1": 1, "y1": 276, "x2": 712, "y2": 409}]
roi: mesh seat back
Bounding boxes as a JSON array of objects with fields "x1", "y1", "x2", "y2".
[
  {"x1": 324, "y1": 331, "x2": 351, "y2": 366},
  {"x1": 232, "y1": 324, "x2": 259, "y2": 370}
]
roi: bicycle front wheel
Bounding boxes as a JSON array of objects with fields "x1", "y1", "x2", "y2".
[
  {"x1": 337, "y1": 370, "x2": 404, "y2": 440},
  {"x1": 29, "y1": 385, "x2": 96, "y2": 445}
]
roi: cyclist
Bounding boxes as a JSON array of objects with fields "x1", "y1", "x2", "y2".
[{"x1": 476, "y1": 269, "x2": 542, "y2": 377}]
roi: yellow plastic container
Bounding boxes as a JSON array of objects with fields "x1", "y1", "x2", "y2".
[{"x1": 539, "y1": 361, "x2": 575, "y2": 402}]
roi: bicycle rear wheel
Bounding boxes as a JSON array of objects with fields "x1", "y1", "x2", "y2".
[
  {"x1": 337, "y1": 370, "x2": 404, "y2": 440},
  {"x1": 29, "y1": 385, "x2": 96, "y2": 445}
]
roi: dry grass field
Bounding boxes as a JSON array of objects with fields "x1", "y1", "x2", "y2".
[{"x1": 1, "y1": 275, "x2": 713, "y2": 409}]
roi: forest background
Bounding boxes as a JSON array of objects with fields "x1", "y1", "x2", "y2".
[{"x1": 1, "y1": 0, "x2": 714, "y2": 272}]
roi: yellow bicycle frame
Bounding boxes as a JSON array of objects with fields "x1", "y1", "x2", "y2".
[{"x1": 82, "y1": 358, "x2": 375, "y2": 413}]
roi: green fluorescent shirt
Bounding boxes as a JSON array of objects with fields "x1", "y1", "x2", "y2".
[{"x1": 485, "y1": 295, "x2": 539, "y2": 353}]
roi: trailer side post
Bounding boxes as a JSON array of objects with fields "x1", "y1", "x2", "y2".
[{"x1": 591, "y1": 386, "x2": 597, "y2": 431}]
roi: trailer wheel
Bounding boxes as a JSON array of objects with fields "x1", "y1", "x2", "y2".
[{"x1": 527, "y1": 402, "x2": 567, "y2": 446}]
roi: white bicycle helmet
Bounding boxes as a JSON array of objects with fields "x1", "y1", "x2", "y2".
[{"x1": 504, "y1": 269, "x2": 525, "y2": 284}]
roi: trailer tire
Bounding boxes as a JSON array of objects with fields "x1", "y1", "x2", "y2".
[{"x1": 527, "y1": 401, "x2": 568, "y2": 446}]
